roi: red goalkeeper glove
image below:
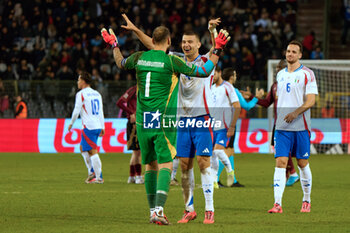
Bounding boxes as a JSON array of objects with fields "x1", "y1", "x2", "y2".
[
  {"x1": 214, "y1": 29, "x2": 231, "y2": 49},
  {"x1": 101, "y1": 28, "x2": 118, "y2": 48}
]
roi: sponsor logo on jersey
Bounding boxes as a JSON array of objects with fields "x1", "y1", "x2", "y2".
[
  {"x1": 202, "y1": 148, "x2": 210, "y2": 153},
  {"x1": 137, "y1": 60, "x2": 164, "y2": 68},
  {"x1": 144, "y1": 110, "x2": 161, "y2": 129}
]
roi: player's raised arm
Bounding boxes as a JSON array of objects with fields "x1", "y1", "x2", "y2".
[
  {"x1": 101, "y1": 28, "x2": 124, "y2": 69},
  {"x1": 100, "y1": 28, "x2": 127, "y2": 70},
  {"x1": 101, "y1": 27, "x2": 144, "y2": 70},
  {"x1": 172, "y1": 29, "x2": 230, "y2": 77},
  {"x1": 208, "y1": 18, "x2": 220, "y2": 56},
  {"x1": 121, "y1": 14, "x2": 154, "y2": 50}
]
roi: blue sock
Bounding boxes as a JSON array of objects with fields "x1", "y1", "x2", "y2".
[
  {"x1": 217, "y1": 161, "x2": 224, "y2": 182},
  {"x1": 229, "y1": 156, "x2": 237, "y2": 183}
]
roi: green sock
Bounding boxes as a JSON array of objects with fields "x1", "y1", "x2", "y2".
[
  {"x1": 155, "y1": 168, "x2": 171, "y2": 208},
  {"x1": 145, "y1": 170, "x2": 157, "y2": 209}
]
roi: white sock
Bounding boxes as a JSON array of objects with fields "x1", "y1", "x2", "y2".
[
  {"x1": 298, "y1": 163, "x2": 312, "y2": 203},
  {"x1": 171, "y1": 158, "x2": 179, "y2": 180},
  {"x1": 274, "y1": 167, "x2": 286, "y2": 206},
  {"x1": 155, "y1": 206, "x2": 164, "y2": 216},
  {"x1": 290, "y1": 172, "x2": 298, "y2": 177},
  {"x1": 201, "y1": 167, "x2": 214, "y2": 211},
  {"x1": 211, "y1": 153, "x2": 219, "y2": 182},
  {"x1": 150, "y1": 208, "x2": 155, "y2": 217},
  {"x1": 81, "y1": 152, "x2": 93, "y2": 175},
  {"x1": 182, "y1": 169, "x2": 195, "y2": 212},
  {"x1": 90, "y1": 154, "x2": 102, "y2": 180},
  {"x1": 215, "y1": 149, "x2": 232, "y2": 173}
]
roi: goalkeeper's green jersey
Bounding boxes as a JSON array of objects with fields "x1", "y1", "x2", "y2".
[
  {"x1": 123, "y1": 49, "x2": 214, "y2": 164},
  {"x1": 124, "y1": 50, "x2": 211, "y2": 123}
]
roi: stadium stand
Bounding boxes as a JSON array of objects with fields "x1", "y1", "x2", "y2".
[{"x1": 0, "y1": 0, "x2": 333, "y2": 118}]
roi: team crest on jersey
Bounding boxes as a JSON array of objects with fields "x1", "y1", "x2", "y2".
[{"x1": 143, "y1": 110, "x2": 161, "y2": 129}]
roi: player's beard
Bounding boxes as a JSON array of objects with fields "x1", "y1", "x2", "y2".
[{"x1": 287, "y1": 57, "x2": 297, "y2": 65}]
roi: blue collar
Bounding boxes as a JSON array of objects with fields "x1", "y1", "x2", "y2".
[
  {"x1": 185, "y1": 54, "x2": 201, "y2": 63},
  {"x1": 219, "y1": 80, "x2": 226, "y2": 86},
  {"x1": 285, "y1": 64, "x2": 303, "y2": 73}
]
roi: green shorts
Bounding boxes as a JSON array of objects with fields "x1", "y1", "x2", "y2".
[{"x1": 136, "y1": 123, "x2": 177, "y2": 165}]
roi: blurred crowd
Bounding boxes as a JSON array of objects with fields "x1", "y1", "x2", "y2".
[{"x1": 0, "y1": 0, "x2": 311, "y2": 117}]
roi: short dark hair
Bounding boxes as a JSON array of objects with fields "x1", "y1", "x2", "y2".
[
  {"x1": 152, "y1": 26, "x2": 170, "y2": 44},
  {"x1": 183, "y1": 30, "x2": 200, "y2": 41},
  {"x1": 288, "y1": 40, "x2": 303, "y2": 54},
  {"x1": 222, "y1": 68, "x2": 235, "y2": 81},
  {"x1": 215, "y1": 65, "x2": 221, "y2": 72},
  {"x1": 80, "y1": 71, "x2": 92, "y2": 85}
]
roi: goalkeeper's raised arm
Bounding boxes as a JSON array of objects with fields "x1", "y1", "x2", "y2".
[
  {"x1": 121, "y1": 14, "x2": 222, "y2": 54},
  {"x1": 101, "y1": 26, "x2": 230, "y2": 75},
  {"x1": 121, "y1": 14, "x2": 155, "y2": 50}
]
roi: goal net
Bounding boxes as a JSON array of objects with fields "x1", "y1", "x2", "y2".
[{"x1": 267, "y1": 60, "x2": 350, "y2": 154}]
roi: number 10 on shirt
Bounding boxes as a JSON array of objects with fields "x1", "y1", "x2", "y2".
[{"x1": 91, "y1": 99, "x2": 100, "y2": 115}]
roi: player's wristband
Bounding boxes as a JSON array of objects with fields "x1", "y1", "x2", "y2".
[
  {"x1": 112, "y1": 42, "x2": 118, "y2": 49},
  {"x1": 212, "y1": 48, "x2": 222, "y2": 56}
]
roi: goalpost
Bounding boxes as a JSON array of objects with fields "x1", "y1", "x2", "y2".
[{"x1": 267, "y1": 60, "x2": 350, "y2": 154}]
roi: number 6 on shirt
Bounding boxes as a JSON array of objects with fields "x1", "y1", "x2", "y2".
[{"x1": 286, "y1": 83, "x2": 291, "y2": 93}]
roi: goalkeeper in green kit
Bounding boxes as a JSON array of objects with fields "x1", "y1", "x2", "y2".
[{"x1": 101, "y1": 25, "x2": 230, "y2": 225}]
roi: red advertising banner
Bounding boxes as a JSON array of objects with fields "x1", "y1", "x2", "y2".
[
  {"x1": 0, "y1": 119, "x2": 40, "y2": 152},
  {"x1": 0, "y1": 118, "x2": 348, "y2": 153}
]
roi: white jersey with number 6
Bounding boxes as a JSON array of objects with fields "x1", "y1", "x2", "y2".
[
  {"x1": 276, "y1": 65, "x2": 318, "y2": 132},
  {"x1": 70, "y1": 87, "x2": 105, "y2": 130}
]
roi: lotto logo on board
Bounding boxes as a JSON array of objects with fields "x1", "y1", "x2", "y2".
[{"x1": 143, "y1": 110, "x2": 161, "y2": 129}]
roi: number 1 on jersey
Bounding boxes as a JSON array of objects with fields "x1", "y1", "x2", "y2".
[{"x1": 145, "y1": 72, "x2": 151, "y2": 97}]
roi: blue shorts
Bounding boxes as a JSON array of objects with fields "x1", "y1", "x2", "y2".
[
  {"x1": 81, "y1": 128, "x2": 102, "y2": 152},
  {"x1": 274, "y1": 130, "x2": 310, "y2": 159},
  {"x1": 176, "y1": 115, "x2": 213, "y2": 158},
  {"x1": 213, "y1": 129, "x2": 229, "y2": 147}
]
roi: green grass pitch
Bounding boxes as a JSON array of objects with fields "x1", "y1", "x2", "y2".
[{"x1": 0, "y1": 153, "x2": 349, "y2": 233}]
